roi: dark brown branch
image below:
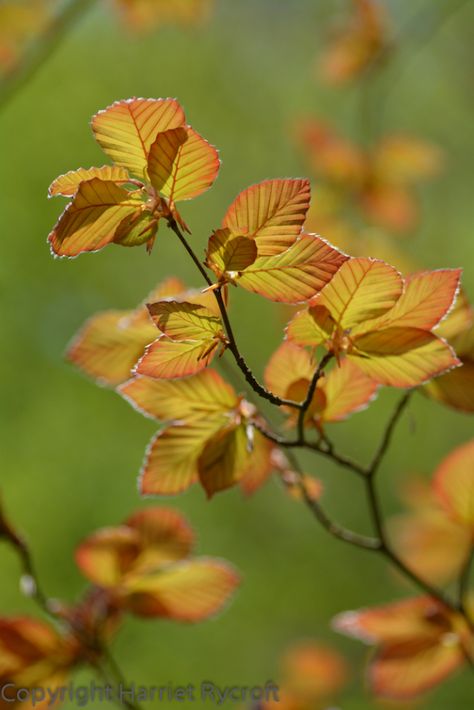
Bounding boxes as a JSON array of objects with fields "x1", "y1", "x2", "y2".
[
  {"x1": 367, "y1": 391, "x2": 413, "y2": 477},
  {"x1": 168, "y1": 218, "x2": 301, "y2": 409},
  {"x1": 0, "y1": 497, "x2": 51, "y2": 614},
  {"x1": 296, "y1": 353, "x2": 333, "y2": 441},
  {"x1": 283, "y1": 450, "x2": 380, "y2": 551}
]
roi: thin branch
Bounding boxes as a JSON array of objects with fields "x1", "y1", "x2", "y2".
[
  {"x1": 0, "y1": 0, "x2": 97, "y2": 112},
  {"x1": 0, "y1": 498, "x2": 52, "y2": 614},
  {"x1": 296, "y1": 352, "x2": 333, "y2": 442},
  {"x1": 168, "y1": 218, "x2": 301, "y2": 409},
  {"x1": 254, "y1": 420, "x2": 367, "y2": 477},
  {"x1": 283, "y1": 450, "x2": 381, "y2": 551},
  {"x1": 367, "y1": 391, "x2": 413, "y2": 477}
]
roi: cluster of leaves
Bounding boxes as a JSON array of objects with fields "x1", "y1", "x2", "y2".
[
  {"x1": 296, "y1": 119, "x2": 443, "y2": 237},
  {"x1": 332, "y1": 443, "x2": 474, "y2": 700},
  {"x1": 317, "y1": 0, "x2": 390, "y2": 85},
  {"x1": 0, "y1": 506, "x2": 238, "y2": 708},
  {"x1": 42, "y1": 96, "x2": 474, "y2": 703}
]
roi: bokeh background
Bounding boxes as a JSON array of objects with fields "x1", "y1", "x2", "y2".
[{"x1": 1, "y1": 0, "x2": 474, "y2": 707}]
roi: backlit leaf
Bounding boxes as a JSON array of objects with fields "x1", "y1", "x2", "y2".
[
  {"x1": 118, "y1": 370, "x2": 237, "y2": 421},
  {"x1": 319, "y1": 257, "x2": 403, "y2": 329},
  {"x1": 433, "y1": 440, "x2": 474, "y2": 531},
  {"x1": 114, "y1": 209, "x2": 158, "y2": 247},
  {"x1": 148, "y1": 125, "x2": 220, "y2": 202},
  {"x1": 67, "y1": 278, "x2": 186, "y2": 386},
  {"x1": 238, "y1": 234, "x2": 348, "y2": 303},
  {"x1": 91, "y1": 98, "x2": 186, "y2": 179},
  {"x1": 48, "y1": 179, "x2": 142, "y2": 257},
  {"x1": 76, "y1": 508, "x2": 195, "y2": 587},
  {"x1": 136, "y1": 337, "x2": 220, "y2": 379},
  {"x1": 222, "y1": 178, "x2": 311, "y2": 256},
  {"x1": 147, "y1": 300, "x2": 222, "y2": 340},
  {"x1": 197, "y1": 423, "x2": 250, "y2": 497},
  {"x1": 322, "y1": 359, "x2": 378, "y2": 421},
  {"x1": 206, "y1": 229, "x2": 258, "y2": 279},
  {"x1": 286, "y1": 302, "x2": 335, "y2": 347},
  {"x1": 123, "y1": 558, "x2": 239, "y2": 621},
  {"x1": 48, "y1": 166, "x2": 131, "y2": 197},
  {"x1": 140, "y1": 416, "x2": 229, "y2": 495},
  {"x1": 424, "y1": 360, "x2": 474, "y2": 413},
  {"x1": 351, "y1": 328, "x2": 459, "y2": 388},
  {"x1": 363, "y1": 269, "x2": 461, "y2": 331},
  {"x1": 264, "y1": 342, "x2": 314, "y2": 399}
]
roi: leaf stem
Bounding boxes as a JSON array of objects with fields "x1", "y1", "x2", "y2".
[{"x1": 168, "y1": 218, "x2": 301, "y2": 409}]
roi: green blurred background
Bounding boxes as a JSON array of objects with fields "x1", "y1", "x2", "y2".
[{"x1": 1, "y1": 0, "x2": 473, "y2": 707}]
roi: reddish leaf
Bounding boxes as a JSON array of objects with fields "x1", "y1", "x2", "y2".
[{"x1": 222, "y1": 178, "x2": 311, "y2": 256}]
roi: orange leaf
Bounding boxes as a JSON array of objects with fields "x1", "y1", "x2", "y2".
[
  {"x1": 433, "y1": 440, "x2": 474, "y2": 531},
  {"x1": 67, "y1": 310, "x2": 156, "y2": 386},
  {"x1": 322, "y1": 359, "x2": 378, "y2": 421},
  {"x1": 319, "y1": 0, "x2": 387, "y2": 85},
  {"x1": 197, "y1": 423, "x2": 252, "y2": 497},
  {"x1": 363, "y1": 269, "x2": 461, "y2": 332},
  {"x1": 123, "y1": 558, "x2": 239, "y2": 621},
  {"x1": 76, "y1": 507, "x2": 195, "y2": 587},
  {"x1": 222, "y1": 178, "x2": 311, "y2": 256},
  {"x1": 390, "y1": 507, "x2": 471, "y2": 585},
  {"x1": 91, "y1": 98, "x2": 186, "y2": 179},
  {"x1": 48, "y1": 166, "x2": 131, "y2": 197},
  {"x1": 319, "y1": 257, "x2": 403, "y2": 330},
  {"x1": 115, "y1": 0, "x2": 214, "y2": 33},
  {"x1": 369, "y1": 637, "x2": 466, "y2": 700},
  {"x1": 239, "y1": 432, "x2": 275, "y2": 496},
  {"x1": 351, "y1": 328, "x2": 459, "y2": 388},
  {"x1": 237, "y1": 234, "x2": 348, "y2": 303},
  {"x1": 67, "y1": 278, "x2": 186, "y2": 386},
  {"x1": 424, "y1": 359, "x2": 474, "y2": 413},
  {"x1": 48, "y1": 179, "x2": 142, "y2": 257},
  {"x1": 264, "y1": 342, "x2": 314, "y2": 399},
  {"x1": 0, "y1": 617, "x2": 77, "y2": 705},
  {"x1": 136, "y1": 337, "x2": 220, "y2": 379},
  {"x1": 148, "y1": 125, "x2": 220, "y2": 202},
  {"x1": 147, "y1": 300, "x2": 222, "y2": 340},
  {"x1": 206, "y1": 229, "x2": 258, "y2": 280},
  {"x1": 113, "y1": 209, "x2": 158, "y2": 247},
  {"x1": 286, "y1": 302, "x2": 336, "y2": 347},
  {"x1": 118, "y1": 369, "x2": 238, "y2": 421},
  {"x1": 140, "y1": 416, "x2": 229, "y2": 495}
]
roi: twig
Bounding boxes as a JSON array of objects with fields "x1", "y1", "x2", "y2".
[
  {"x1": 0, "y1": 498, "x2": 52, "y2": 614},
  {"x1": 284, "y1": 450, "x2": 380, "y2": 551},
  {"x1": 0, "y1": 0, "x2": 97, "y2": 112},
  {"x1": 296, "y1": 352, "x2": 333, "y2": 442},
  {"x1": 168, "y1": 218, "x2": 301, "y2": 409},
  {"x1": 367, "y1": 391, "x2": 413, "y2": 477}
]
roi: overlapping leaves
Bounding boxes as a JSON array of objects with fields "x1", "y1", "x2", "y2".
[
  {"x1": 265, "y1": 341, "x2": 378, "y2": 429},
  {"x1": 206, "y1": 179, "x2": 348, "y2": 303},
  {"x1": 119, "y1": 370, "x2": 274, "y2": 497},
  {"x1": 334, "y1": 596, "x2": 473, "y2": 700},
  {"x1": 287, "y1": 259, "x2": 461, "y2": 387},
  {"x1": 76, "y1": 507, "x2": 239, "y2": 621},
  {"x1": 48, "y1": 98, "x2": 219, "y2": 256}
]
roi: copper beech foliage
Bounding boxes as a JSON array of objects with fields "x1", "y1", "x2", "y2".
[
  {"x1": 42, "y1": 96, "x2": 474, "y2": 701},
  {"x1": 0, "y1": 507, "x2": 238, "y2": 709}
]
